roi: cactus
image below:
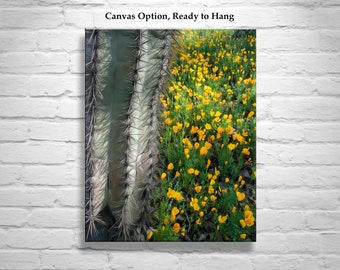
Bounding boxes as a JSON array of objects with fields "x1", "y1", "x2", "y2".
[{"x1": 85, "y1": 29, "x2": 176, "y2": 241}]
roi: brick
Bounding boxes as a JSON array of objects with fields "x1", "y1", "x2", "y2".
[
  {"x1": 258, "y1": 29, "x2": 319, "y2": 52},
  {"x1": 0, "y1": 143, "x2": 67, "y2": 164},
  {"x1": 0, "y1": 251, "x2": 40, "y2": 270},
  {"x1": 23, "y1": 164, "x2": 82, "y2": 186},
  {"x1": 251, "y1": 255, "x2": 323, "y2": 270},
  {"x1": 28, "y1": 208, "x2": 81, "y2": 228},
  {"x1": 314, "y1": 77, "x2": 340, "y2": 96},
  {"x1": 70, "y1": 52, "x2": 85, "y2": 74},
  {"x1": 0, "y1": 208, "x2": 29, "y2": 226},
  {"x1": 256, "y1": 233, "x2": 320, "y2": 254},
  {"x1": 7, "y1": 229, "x2": 74, "y2": 249},
  {"x1": 0, "y1": 187, "x2": 56, "y2": 207},
  {"x1": 256, "y1": 97, "x2": 270, "y2": 120},
  {"x1": 324, "y1": 256, "x2": 340, "y2": 270},
  {"x1": 179, "y1": 254, "x2": 251, "y2": 270},
  {"x1": 0, "y1": 75, "x2": 29, "y2": 96},
  {"x1": 0, "y1": 31, "x2": 37, "y2": 51},
  {"x1": 310, "y1": 8, "x2": 340, "y2": 28},
  {"x1": 320, "y1": 31, "x2": 340, "y2": 52},
  {"x1": 258, "y1": 143, "x2": 340, "y2": 165},
  {"x1": 257, "y1": 53, "x2": 282, "y2": 74},
  {"x1": 37, "y1": 30, "x2": 82, "y2": 52},
  {"x1": 0, "y1": 229, "x2": 6, "y2": 248},
  {"x1": 57, "y1": 187, "x2": 83, "y2": 207},
  {"x1": 0, "y1": 121, "x2": 29, "y2": 141},
  {"x1": 64, "y1": 9, "x2": 95, "y2": 28},
  {"x1": 29, "y1": 74, "x2": 84, "y2": 97},
  {"x1": 0, "y1": 98, "x2": 58, "y2": 118},
  {"x1": 259, "y1": 165, "x2": 340, "y2": 188},
  {"x1": 41, "y1": 250, "x2": 108, "y2": 270},
  {"x1": 275, "y1": 7, "x2": 313, "y2": 28},
  {"x1": 0, "y1": 165, "x2": 23, "y2": 185},
  {"x1": 271, "y1": 97, "x2": 340, "y2": 120},
  {"x1": 305, "y1": 211, "x2": 340, "y2": 231},
  {"x1": 257, "y1": 209, "x2": 306, "y2": 232},
  {"x1": 282, "y1": 53, "x2": 340, "y2": 75},
  {"x1": 258, "y1": 121, "x2": 304, "y2": 142},
  {"x1": 258, "y1": 76, "x2": 315, "y2": 96},
  {"x1": 0, "y1": 8, "x2": 63, "y2": 29},
  {"x1": 321, "y1": 233, "x2": 340, "y2": 253},
  {"x1": 304, "y1": 123, "x2": 340, "y2": 142},
  {"x1": 57, "y1": 98, "x2": 85, "y2": 118},
  {"x1": 258, "y1": 189, "x2": 338, "y2": 210},
  {"x1": 0, "y1": 52, "x2": 69, "y2": 74},
  {"x1": 29, "y1": 120, "x2": 83, "y2": 142}
]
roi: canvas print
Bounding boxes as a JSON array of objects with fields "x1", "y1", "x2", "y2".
[{"x1": 85, "y1": 29, "x2": 256, "y2": 242}]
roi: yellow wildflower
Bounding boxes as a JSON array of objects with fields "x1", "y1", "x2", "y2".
[
  {"x1": 247, "y1": 111, "x2": 255, "y2": 118},
  {"x1": 194, "y1": 185, "x2": 202, "y2": 193},
  {"x1": 228, "y1": 143, "x2": 237, "y2": 151},
  {"x1": 146, "y1": 231, "x2": 153, "y2": 240},
  {"x1": 205, "y1": 123, "x2": 212, "y2": 130},
  {"x1": 167, "y1": 163, "x2": 174, "y2": 170},
  {"x1": 242, "y1": 148, "x2": 250, "y2": 155},
  {"x1": 167, "y1": 188, "x2": 184, "y2": 201},
  {"x1": 236, "y1": 191, "x2": 246, "y2": 202},
  {"x1": 161, "y1": 173, "x2": 166, "y2": 180},
  {"x1": 173, "y1": 223, "x2": 180, "y2": 234},
  {"x1": 187, "y1": 168, "x2": 195, "y2": 174},
  {"x1": 210, "y1": 195, "x2": 217, "y2": 201},
  {"x1": 240, "y1": 234, "x2": 247, "y2": 240},
  {"x1": 218, "y1": 215, "x2": 228, "y2": 224}
]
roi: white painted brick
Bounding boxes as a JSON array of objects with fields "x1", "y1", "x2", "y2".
[
  {"x1": 0, "y1": 98, "x2": 58, "y2": 118},
  {"x1": 0, "y1": 121, "x2": 29, "y2": 141},
  {"x1": 256, "y1": 97, "x2": 270, "y2": 120},
  {"x1": 324, "y1": 256, "x2": 340, "y2": 270},
  {"x1": 258, "y1": 121, "x2": 304, "y2": 142},
  {"x1": 64, "y1": 9, "x2": 95, "y2": 28},
  {"x1": 29, "y1": 74, "x2": 84, "y2": 97},
  {"x1": 0, "y1": 8, "x2": 63, "y2": 29},
  {"x1": 28, "y1": 208, "x2": 81, "y2": 228},
  {"x1": 57, "y1": 187, "x2": 83, "y2": 207},
  {"x1": 257, "y1": 53, "x2": 282, "y2": 74},
  {"x1": 70, "y1": 52, "x2": 84, "y2": 73},
  {"x1": 258, "y1": 29, "x2": 320, "y2": 52},
  {"x1": 271, "y1": 97, "x2": 340, "y2": 120},
  {"x1": 275, "y1": 7, "x2": 313, "y2": 28},
  {"x1": 256, "y1": 232, "x2": 321, "y2": 254},
  {"x1": 178, "y1": 254, "x2": 251, "y2": 270},
  {"x1": 57, "y1": 98, "x2": 84, "y2": 118},
  {"x1": 320, "y1": 31, "x2": 340, "y2": 52},
  {"x1": 0, "y1": 0, "x2": 38, "y2": 7},
  {"x1": 0, "y1": 52, "x2": 69, "y2": 74},
  {"x1": 23, "y1": 164, "x2": 82, "y2": 186},
  {"x1": 0, "y1": 165, "x2": 23, "y2": 185},
  {"x1": 282, "y1": 54, "x2": 340, "y2": 75},
  {"x1": 37, "y1": 30, "x2": 83, "y2": 52},
  {"x1": 304, "y1": 123, "x2": 340, "y2": 142},
  {"x1": 0, "y1": 75, "x2": 29, "y2": 96},
  {"x1": 6, "y1": 229, "x2": 74, "y2": 249},
  {"x1": 310, "y1": 8, "x2": 340, "y2": 28},
  {"x1": 0, "y1": 229, "x2": 6, "y2": 248},
  {"x1": 0, "y1": 143, "x2": 67, "y2": 164},
  {"x1": 29, "y1": 120, "x2": 83, "y2": 142},
  {"x1": 320, "y1": 233, "x2": 340, "y2": 254},
  {"x1": 0, "y1": 250, "x2": 40, "y2": 270},
  {"x1": 41, "y1": 250, "x2": 108, "y2": 270},
  {"x1": 258, "y1": 143, "x2": 340, "y2": 165},
  {"x1": 0, "y1": 208, "x2": 29, "y2": 226},
  {"x1": 305, "y1": 211, "x2": 340, "y2": 231},
  {"x1": 258, "y1": 76, "x2": 315, "y2": 96},
  {"x1": 0, "y1": 31, "x2": 37, "y2": 51},
  {"x1": 0, "y1": 187, "x2": 56, "y2": 207},
  {"x1": 314, "y1": 77, "x2": 340, "y2": 96},
  {"x1": 251, "y1": 255, "x2": 323, "y2": 270},
  {"x1": 257, "y1": 209, "x2": 306, "y2": 232},
  {"x1": 258, "y1": 189, "x2": 338, "y2": 210},
  {"x1": 259, "y1": 166, "x2": 340, "y2": 188},
  {"x1": 109, "y1": 252, "x2": 179, "y2": 270}
]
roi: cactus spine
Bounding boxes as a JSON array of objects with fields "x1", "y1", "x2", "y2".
[{"x1": 85, "y1": 29, "x2": 175, "y2": 241}]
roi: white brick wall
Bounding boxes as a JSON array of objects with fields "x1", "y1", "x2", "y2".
[{"x1": 0, "y1": 0, "x2": 339, "y2": 269}]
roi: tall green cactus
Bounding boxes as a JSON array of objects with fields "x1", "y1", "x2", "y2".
[{"x1": 85, "y1": 29, "x2": 176, "y2": 241}]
